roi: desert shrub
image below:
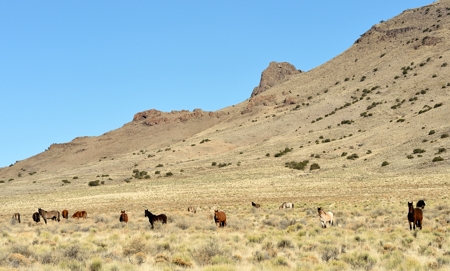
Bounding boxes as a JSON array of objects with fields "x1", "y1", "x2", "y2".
[
  {"x1": 429, "y1": 130, "x2": 436, "y2": 135},
  {"x1": 176, "y1": 220, "x2": 189, "y2": 230},
  {"x1": 133, "y1": 252, "x2": 147, "y2": 265},
  {"x1": 89, "y1": 258, "x2": 102, "y2": 271},
  {"x1": 342, "y1": 252, "x2": 377, "y2": 270},
  {"x1": 172, "y1": 257, "x2": 192, "y2": 268},
  {"x1": 347, "y1": 153, "x2": 359, "y2": 160},
  {"x1": 123, "y1": 238, "x2": 148, "y2": 257},
  {"x1": 165, "y1": 172, "x2": 173, "y2": 177},
  {"x1": 156, "y1": 164, "x2": 163, "y2": 167},
  {"x1": 381, "y1": 161, "x2": 389, "y2": 167},
  {"x1": 62, "y1": 179, "x2": 70, "y2": 184},
  {"x1": 88, "y1": 180, "x2": 100, "y2": 187},
  {"x1": 247, "y1": 234, "x2": 265, "y2": 243},
  {"x1": 321, "y1": 246, "x2": 340, "y2": 262},
  {"x1": 310, "y1": 163, "x2": 320, "y2": 170},
  {"x1": 274, "y1": 147, "x2": 293, "y2": 157},
  {"x1": 277, "y1": 239, "x2": 294, "y2": 249},
  {"x1": 437, "y1": 148, "x2": 446, "y2": 154},
  {"x1": 200, "y1": 139, "x2": 210, "y2": 144},
  {"x1": 285, "y1": 160, "x2": 309, "y2": 170},
  {"x1": 63, "y1": 244, "x2": 86, "y2": 261},
  {"x1": 155, "y1": 171, "x2": 160, "y2": 174},
  {"x1": 211, "y1": 162, "x2": 217, "y2": 166},
  {"x1": 191, "y1": 239, "x2": 229, "y2": 266},
  {"x1": 341, "y1": 152, "x2": 348, "y2": 157},
  {"x1": 341, "y1": 120, "x2": 354, "y2": 125},
  {"x1": 441, "y1": 133, "x2": 449, "y2": 138},
  {"x1": 432, "y1": 156, "x2": 444, "y2": 162}
]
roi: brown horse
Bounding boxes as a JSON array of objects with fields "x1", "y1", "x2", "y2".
[
  {"x1": 408, "y1": 202, "x2": 423, "y2": 230},
  {"x1": 187, "y1": 206, "x2": 197, "y2": 213},
  {"x1": 72, "y1": 211, "x2": 87, "y2": 219},
  {"x1": 145, "y1": 209, "x2": 167, "y2": 229},
  {"x1": 252, "y1": 202, "x2": 261, "y2": 208},
  {"x1": 32, "y1": 212, "x2": 40, "y2": 223},
  {"x1": 120, "y1": 210, "x2": 128, "y2": 223},
  {"x1": 12, "y1": 213, "x2": 21, "y2": 223},
  {"x1": 62, "y1": 210, "x2": 69, "y2": 219},
  {"x1": 214, "y1": 210, "x2": 227, "y2": 227},
  {"x1": 38, "y1": 208, "x2": 60, "y2": 224},
  {"x1": 318, "y1": 207, "x2": 334, "y2": 228}
]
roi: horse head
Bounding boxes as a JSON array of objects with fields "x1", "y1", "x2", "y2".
[{"x1": 408, "y1": 202, "x2": 414, "y2": 213}]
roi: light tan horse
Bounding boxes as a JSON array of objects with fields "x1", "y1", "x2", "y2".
[
  {"x1": 187, "y1": 206, "x2": 197, "y2": 213},
  {"x1": 279, "y1": 202, "x2": 294, "y2": 209},
  {"x1": 12, "y1": 213, "x2": 21, "y2": 223},
  {"x1": 318, "y1": 207, "x2": 334, "y2": 228}
]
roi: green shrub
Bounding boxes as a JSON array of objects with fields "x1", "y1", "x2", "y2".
[
  {"x1": 429, "y1": 130, "x2": 436, "y2": 135},
  {"x1": 155, "y1": 171, "x2": 160, "y2": 174},
  {"x1": 62, "y1": 180, "x2": 70, "y2": 184},
  {"x1": 211, "y1": 162, "x2": 217, "y2": 166},
  {"x1": 88, "y1": 180, "x2": 100, "y2": 187},
  {"x1": 413, "y1": 149, "x2": 426, "y2": 154},
  {"x1": 310, "y1": 163, "x2": 320, "y2": 170},
  {"x1": 437, "y1": 148, "x2": 446, "y2": 154},
  {"x1": 381, "y1": 161, "x2": 389, "y2": 167},
  {"x1": 433, "y1": 156, "x2": 444, "y2": 162},
  {"x1": 441, "y1": 133, "x2": 449, "y2": 139},
  {"x1": 274, "y1": 147, "x2": 293, "y2": 157},
  {"x1": 341, "y1": 152, "x2": 348, "y2": 157},
  {"x1": 156, "y1": 164, "x2": 163, "y2": 167},
  {"x1": 285, "y1": 160, "x2": 309, "y2": 170},
  {"x1": 347, "y1": 154, "x2": 359, "y2": 160},
  {"x1": 200, "y1": 139, "x2": 210, "y2": 144},
  {"x1": 73, "y1": 176, "x2": 78, "y2": 179},
  {"x1": 165, "y1": 172, "x2": 173, "y2": 177}
]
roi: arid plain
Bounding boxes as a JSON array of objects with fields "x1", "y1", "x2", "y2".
[{"x1": 1, "y1": 1, "x2": 450, "y2": 270}]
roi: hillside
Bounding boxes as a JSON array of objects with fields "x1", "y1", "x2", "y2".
[{"x1": 0, "y1": 1, "x2": 449, "y2": 214}]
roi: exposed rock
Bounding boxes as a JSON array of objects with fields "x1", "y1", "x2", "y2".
[
  {"x1": 251, "y1": 62, "x2": 301, "y2": 97},
  {"x1": 133, "y1": 108, "x2": 224, "y2": 126}
]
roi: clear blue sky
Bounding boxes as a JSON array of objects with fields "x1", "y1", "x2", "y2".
[{"x1": 0, "y1": 1, "x2": 432, "y2": 168}]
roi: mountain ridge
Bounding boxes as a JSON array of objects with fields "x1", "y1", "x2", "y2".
[{"x1": 1, "y1": 0, "x2": 449, "y2": 184}]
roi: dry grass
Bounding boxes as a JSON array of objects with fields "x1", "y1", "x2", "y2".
[{"x1": 1, "y1": 175, "x2": 450, "y2": 271}]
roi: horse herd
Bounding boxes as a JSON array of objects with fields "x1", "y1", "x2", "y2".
[{"x1": 10, "y1": 200, "x2": 426, "y2": 231}]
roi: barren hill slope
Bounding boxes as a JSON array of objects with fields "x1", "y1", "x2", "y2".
[{"x1": 0, "y1": 1, "x2": 449, "y2": 202}]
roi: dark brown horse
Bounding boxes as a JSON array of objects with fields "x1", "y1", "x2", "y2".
[
  {"x1": 416, "y1": 200, "x2": 426, "y2": 209},
  {"x1": 120, "y1": 210, "x2": 128, "y2": 223},
  {"x1": 72, "y1": 211, "x2": 87, "y2": 219},
  {"x1": 408, "y1": 202, "x2": 423, "y2": 230},
  {"x1": 32, "y1": 212, "x2": 40, "y2": 223},
  {"x1": 252, "y1": 202, "x2": 260, "y2": 208},
  {"x1": 145, "y1": 209, "x2": 167, "y2": 229},
  {"x1": 12, "y1": 213, "x2": 21, "y2": 223},
  {"x1": 214, "y1": 210, "x2": 227, "y2": 227},
  {"x1": 62, "y1": 210, "x2": 69, "y2": 219},
  {"x1": 38, "y1": 208, "x2": 60, "y2": 224}
]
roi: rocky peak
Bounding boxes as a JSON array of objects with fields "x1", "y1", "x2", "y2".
[{"x1": 251, "y1": 61, "x2": 301, "y2": 97}]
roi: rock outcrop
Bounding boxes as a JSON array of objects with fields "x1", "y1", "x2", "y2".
[
  {"x1": 251, "y1": 61, "x2": 301, "y2": 97},
  {"x1": 133, "y1": 108, "x2": 224, "y2": 126}
]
